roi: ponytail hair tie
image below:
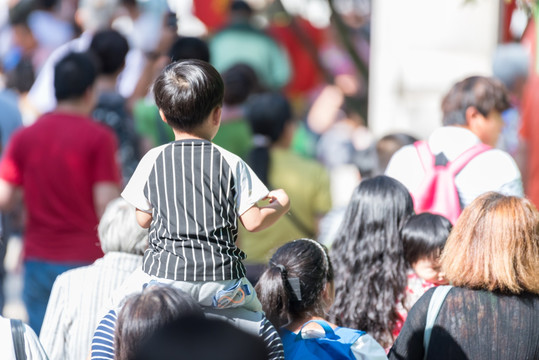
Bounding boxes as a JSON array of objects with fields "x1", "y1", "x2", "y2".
[
  {"x1": 273, "y1": 263, "x2": 287, "y2": 275},
  {"x1": 270, "y1": 263, "x2": 302, "y2": 302}
]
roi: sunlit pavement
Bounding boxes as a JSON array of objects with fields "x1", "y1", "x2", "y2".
[{"x1": 2, "y1": 236, "x2": 27, "y2": 322}]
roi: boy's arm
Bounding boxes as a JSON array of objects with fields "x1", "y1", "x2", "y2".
[
  {"x1": 136, "y1": 209, "x2": 153, "y2": 229},
  {"x1": 240, "y1": 189, "x2": 290, "y2": 232}
]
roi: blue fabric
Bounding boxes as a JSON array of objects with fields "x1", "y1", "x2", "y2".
[
  {"x1": 23, "y1": 260, "x2": 86, "y2": 334},
  {"x1": 281, "y1": 320, "x2": 365, "y2": 360}
]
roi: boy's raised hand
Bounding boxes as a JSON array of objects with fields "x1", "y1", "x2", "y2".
[
  {"x1": 240, "y1": 188, "x2": 291, "y2": 232},
  {"x1": 265, "y1": 189, "x2": 290, "y2": 211}
]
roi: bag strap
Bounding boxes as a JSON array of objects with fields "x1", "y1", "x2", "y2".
[
  {"x1": 269, "y1": 182, "x2": 316, "y2": 238},
  {"x1": 414, "y1": 141, "x2": 435, "y2": 172},
  {"x1": 296, "y1": 320, "x2": 336, "y2": 340},
  {"x1": 10, "y1": 319, "x2": 27, "y2": 360},
  {"x1": 446, "y1": 143, "x2": 491, "y2": 175},
  {"x1": 423, "y1": 285, "x2": 452, "y2": 360}
]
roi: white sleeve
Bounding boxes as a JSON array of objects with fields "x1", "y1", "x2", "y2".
[
  {"x1": 121, "y1": 145, "x2": 166, "y2": 213},
  {"x1": 351, "y1": 334, "x2": 388, "y2": 360},
  {"x1": 24, "y1": 325, "x2": 49, "y2": 360},
  {"x1": 235, "y1": 159, "x2": 269, "y2": 215}
]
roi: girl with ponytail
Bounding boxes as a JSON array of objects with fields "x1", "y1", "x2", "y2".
[{"x1": 255, "y1": 239, "x2": 386, "y2": 360}]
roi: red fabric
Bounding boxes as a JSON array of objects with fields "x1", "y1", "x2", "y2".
[
  {"x1": 193, "y1": 0, "x2": 231, "y2": 32},
  {"x1": 520, "y1": 20, "x2": 539, "y2": 208},
  {"x1": 0, "y1": 112, "x2": 121, "y2": 262},
  {"x1": 269, "y1": 19, "x2": 325, "y2": 96}
]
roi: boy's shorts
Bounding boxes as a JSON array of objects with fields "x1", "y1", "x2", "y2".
[
  {"x1": 151, "y1": 275, "x2": 263, "y2": 312},
  {"x1": 110, "y1": 269, "x2": 262, "y2": 313}
]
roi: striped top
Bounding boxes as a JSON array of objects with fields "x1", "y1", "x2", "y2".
[
  {"x1": 39, "y1": 252, "x2": 143, "y2": 360},
  {"x1": 122, "y1": 139, "x2": 268, "y2": 282}
]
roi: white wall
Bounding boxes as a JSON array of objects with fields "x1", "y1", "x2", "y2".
[{"x1": 369, "y1": 0, "x2": 500, "y2": 139}]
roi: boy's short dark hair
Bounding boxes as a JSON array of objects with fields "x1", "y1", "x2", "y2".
[
  {"x1": 90, "y1": 29, "x2": 129, "y2": 75},
  {"x1": 441, "y1": 76, "x2": 510, "y2": 126},
  {"x1": 153, "y1": 60, "x2": 224, "y2": 132},
  {"x1": 54, "y1": 52, "x2": 97, "y2": 101},
  {"x1": 401, "y1": 212, "x2": 452, "y2": 265}
]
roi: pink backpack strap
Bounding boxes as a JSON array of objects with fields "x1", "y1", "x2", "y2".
[
  {"x1": 414, "y1": 141, "x2": 435, "y2": 171},
  {"x1": 447, "y1": 143, "x2": 491, "y2": 175}
]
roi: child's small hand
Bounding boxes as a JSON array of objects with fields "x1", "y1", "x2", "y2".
[{"x1": 265, "y1": 189, "x2": 290, "y2": 212}]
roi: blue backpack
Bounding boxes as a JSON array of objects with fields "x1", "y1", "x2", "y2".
[{"x1": 280, "y1": 320, "x2": 366, "y2": 360}]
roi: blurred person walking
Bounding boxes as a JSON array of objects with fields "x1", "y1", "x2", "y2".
[
  {"x1": 386, "y1": 76, "x2": 523, "y2": 219},
  {"x1": 0, "y1": 51, "x2": 121, "y2": 334},
  {"x1": 240, "y1": 92, "x2": 331, "y2": 283},
  {"x1": 209, "y1": 1, "x2": 291, "y2": 90}
]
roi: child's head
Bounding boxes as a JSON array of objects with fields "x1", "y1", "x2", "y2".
[
  {"x1": 255, "y1": 239, "x2": 334, "y2": 329},
  {"x1": 115, "y1": 284, "x2": 203, "y2": 360},
  {"x1": 153, "y1": 59, "x2": 224, "y2": 134},
  {"x1": 401, "y1": 213, "x2": 452, "y2": 285}
]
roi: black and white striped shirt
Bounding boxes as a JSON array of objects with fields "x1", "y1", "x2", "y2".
[{"x1": 122, "y1": 139, "x2": 268, "y2": 282}]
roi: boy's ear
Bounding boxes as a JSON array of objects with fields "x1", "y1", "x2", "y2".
[
  {"x1": 212, "y1": 106, "x2": 222, "y2": 126},
  {"x1": 159, "y1": 109, "x2": 168, "y2": 123}
]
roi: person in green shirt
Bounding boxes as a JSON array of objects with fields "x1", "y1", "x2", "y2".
[{"x1": 240, "y1": 92, "x2": 331, "y2": 283}]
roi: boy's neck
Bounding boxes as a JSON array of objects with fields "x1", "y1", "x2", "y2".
[{"x1": 172, "y1": 129, "x2": 211, "y2": 142}]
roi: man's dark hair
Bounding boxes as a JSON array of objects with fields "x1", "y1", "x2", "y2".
[
  {"x1": 401, "y1": 212, "x2": 452, "y2": 265},
  {"x1": 441, "y1": 76, "x2": 510, "y2": 126},
  {"x1": 153, "y1": 59, "x2": 224, "y2": 132},
  {"x1": 169, "y1": 37, "x2": 210, "y2": 63},
  {"x1": 90, "y1": 29, "x2": 129, "y2": 75},
  {"x1": 54, "y1": 52, "x2": 97, "y2": 101}
]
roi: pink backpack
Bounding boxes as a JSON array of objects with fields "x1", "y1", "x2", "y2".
[{"x1": 412, "y1": 141, "x2": 491, "y2": 224}]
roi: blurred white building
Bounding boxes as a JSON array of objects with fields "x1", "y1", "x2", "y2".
[{"x1": 369, "y1": 0, "x2": 501, "y2": 139}]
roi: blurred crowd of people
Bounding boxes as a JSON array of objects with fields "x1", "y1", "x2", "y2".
[{"x1": 0, "y1": 0, "x2": 537, "y2": 359}]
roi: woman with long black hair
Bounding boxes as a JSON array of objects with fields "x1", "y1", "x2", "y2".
[{"x1": 329, "y1": 176, "x2": 414, "y2": 349}]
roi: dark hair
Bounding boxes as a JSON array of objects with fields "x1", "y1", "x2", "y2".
[
  {"x1": 54, "y1": 52, "x2": 97, "y2": 101},
  {"x1": 153, "y1": 59, "x2": 224, "y2": 132},
  {"x1": 329, "y1": 175, "x2": 414, "y2": 348},
  {"x1": 169, "y1": 37, "x2": 210, "y2": 63},
  {"x1": 245, "y1": 92, "x2": 292, "y2": 185},
  {"x1": 255, "y1": 239, "x2": 334, "y2": 329},
  {"x1": 401, "y1": 213, "x2": 452, "y2": 265},
  {"x1": 376, "y1": 132, "x2": 418, "y2": 173},
  {"x1": 230, "y1": 0, "x2": 253, "y2": 15},
  {"x1": 133, "y1": 316, "x2": 269, "y2": 360},
  {"x1": 441, "y1": 76, "x2": 510, "y2": 126},
  {"x1": 223, "y1": 63, "x2": 260, "y2": 106},
  {"x1": 114, "y1": 284, "x2": 204, "y2": 360},
  {"x1": 89, "y1": 29, "x2": 129, "y2": 75},
  {"x1": 6, "y1": 58, "x2": 35, "y2": 93}
]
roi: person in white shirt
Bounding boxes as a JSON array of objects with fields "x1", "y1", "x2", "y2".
[
  {"x1": 0, "y1": 315, "x2": 48, "y2": 360},
  {"x1": 385, "y1": 76, "x2": 523, "y2": 209},
  {"x1": 39, "y1": 198, "x2": 147, "y2": 360}
]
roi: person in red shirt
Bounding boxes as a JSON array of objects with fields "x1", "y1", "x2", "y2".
[{"x1": 0, "y1": 52, "x2": 121, "y2": 334}]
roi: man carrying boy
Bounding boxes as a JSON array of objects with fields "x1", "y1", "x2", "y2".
[{"x1": 121, "y1": 60, "x2": 290, "y2": 312}]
